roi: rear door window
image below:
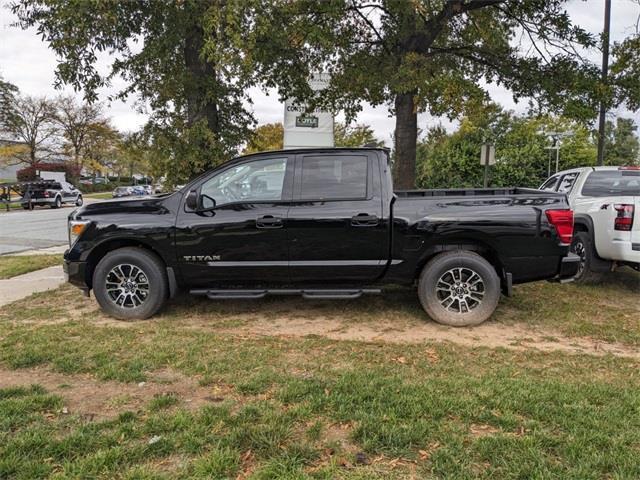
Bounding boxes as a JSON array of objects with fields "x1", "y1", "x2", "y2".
[
  {"x1": 557, "y1": 172, "x2": 579, "y2": 193},
  {"x1": 581, "y1": 170, "x2": 640, "y2": 197},
  {"x1": 298, "y1": 155, "x2": 368, "y2": 200},
  {"x1": 540, "y1": 175, "x2": 560, "y2": 191}
]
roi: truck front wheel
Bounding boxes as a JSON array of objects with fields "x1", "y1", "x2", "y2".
[
  {"x1": 418, "y1": 251, "x2": 500, "y2": 327},
  {"x1": 93, "y1": 247, "x2": 168, "y2": 320}
]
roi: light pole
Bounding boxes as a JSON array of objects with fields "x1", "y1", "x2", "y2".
[
  {"x1": 597, "y1": 0, "x2": 612, "y2": 166},
  {"x1": 540, "y1": 131, "x2": 573, "y2": 175}
]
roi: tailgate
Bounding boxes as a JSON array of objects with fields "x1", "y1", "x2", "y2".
[{"x1": 633, "y1": 196, "x2": 640, "y2": 252}]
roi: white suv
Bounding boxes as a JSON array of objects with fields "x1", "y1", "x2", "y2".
[{"x1": 540, "y1": 166, "x2": 639, "y2": 281}]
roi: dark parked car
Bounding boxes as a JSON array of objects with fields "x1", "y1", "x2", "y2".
[
  {"x1": 64, "y1": 148, "x2": 578, "y2": 326},
  {"x1": 21, "y1": 180, "x2": 83, "y2": 209}
]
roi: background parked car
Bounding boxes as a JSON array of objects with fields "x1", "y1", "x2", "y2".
[
  {"x1": 540, "y1": 166, "x2": 639, "y2": 280},
  {"x1": 131, "y1": 185, "x2": 147, "y2": 196},
  {"x1": 21, "y1": 180, "x2": 83, "y2": 209},
  {"x1": 112, "y1": 186, "x2": 133, "y2": 198}
]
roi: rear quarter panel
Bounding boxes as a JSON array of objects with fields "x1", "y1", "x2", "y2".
[{"x1": 388, "y1": 193, "x2": 571, "y2": 284}]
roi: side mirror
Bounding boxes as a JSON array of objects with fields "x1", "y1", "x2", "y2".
[
  {"x1": 185, "y1": 190, "x2": 199, "y2": 210},
  {"x1": 185, "y1": 190, "x2": 216, "y2": 212}
]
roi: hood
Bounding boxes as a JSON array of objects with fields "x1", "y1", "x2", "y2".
[{"x1": 72, "y1": 197, "x2": 170, "y2": 218}]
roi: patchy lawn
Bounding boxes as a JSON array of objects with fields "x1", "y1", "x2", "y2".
[
  {"x1": 84, "y1": 192, "x2": 114, "y2": 200},
  {"x1": 0, "y1": 269, "x2": 638, "y2": 478},
  {"x1": 0, "y1": 254, "x2": 62, "y2": 279}
]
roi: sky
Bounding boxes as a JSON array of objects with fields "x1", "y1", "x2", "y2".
[{"x1": 1, "y1": 0, "x2": 639, "y2": 145}]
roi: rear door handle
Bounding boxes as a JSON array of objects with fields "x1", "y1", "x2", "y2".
[
  {"x1": 351, "y1": 213, "x2": 379, "y2": 227},
  {"x1": 256, "y1": 215, "x2": 283, "y2": 229}
]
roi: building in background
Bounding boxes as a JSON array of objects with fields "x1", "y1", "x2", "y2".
[{"x1": 283, "y1": 73, "x2": 334, "y2": 149}]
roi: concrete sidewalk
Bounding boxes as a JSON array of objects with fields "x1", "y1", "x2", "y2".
[{"x1": 0, "y1": 265, "x2": 65, "y2": 307}]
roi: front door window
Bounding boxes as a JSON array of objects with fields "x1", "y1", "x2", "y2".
[{"x1": 200, "y1": 157, "x2": 287, "y2": 206}]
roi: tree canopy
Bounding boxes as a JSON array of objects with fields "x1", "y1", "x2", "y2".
[
  {"x1": 12, "y1": 0, "x2": 258, "y2": 183},
  {"x1": 254, "y1": 1, "x2": 612, "y2": 188},
  {"x1": 10, "y1": 1, "x2": 640, "y2": 187},
  {"x1": 416, "y1": 106, "x2": 639, "y2": 190}
]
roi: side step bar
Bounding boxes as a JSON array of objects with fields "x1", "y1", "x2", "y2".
[{"x1": 189, "y1": 288, "x2": 382, "y2": 300}]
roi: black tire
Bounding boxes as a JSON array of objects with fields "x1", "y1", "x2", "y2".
[
  {"x1": 93, "y1": 247, "x2": 168, "y2": 320},
  {"x1": 570, "y1": 231, "x2": 598, "y2": 283},
  {"x1": 75, "y1": 195, "x2": 83, "y2": 207},
  {"x1": 418, "y1": 251, "x2": 501, "y2": 327},
  {"x1": 51, "y1": 196, "x2": 62, "y2": 209}
]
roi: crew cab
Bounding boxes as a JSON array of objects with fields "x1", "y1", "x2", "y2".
[
  {"x1": 540, "y1": 166, "x2": 640, "y2": 280},
  {"x1": 64, "y1": 148, "x2": 578, "y2": 326},
  {"x1": 21, "y1": 180, "x2": 83, "y2": 209}
]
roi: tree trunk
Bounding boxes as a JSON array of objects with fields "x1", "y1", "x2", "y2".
[
  {"x1": 184, "y1": 23, "x2": 219, "y2": 134},
  {"x1": 393, "y1": 92, "x2": 418, "y2": 189}
]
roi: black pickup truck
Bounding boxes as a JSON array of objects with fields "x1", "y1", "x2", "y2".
[{"x1": 64, "y1": 148, "x2": 578, "y2": 326}]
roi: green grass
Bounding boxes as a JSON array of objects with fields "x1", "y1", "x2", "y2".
[
  {"x1": 0, "y1": 254, "x2": 63, "y2": 279},
  {"x1": 0, "y1": 271, "x2": 638, "y2": 478},
  {"x1": 0, "y1": 202, "x2": 23, "y2": 211},
  {"x1": 500, "y1": 269, "x2": 640, "y2": 345},
  {"x1": 0, "y1": 314, "x2": 640, "y2": 478},
  {"x1": 85, "y1": 192, "x2": 114, "y2": 200}
]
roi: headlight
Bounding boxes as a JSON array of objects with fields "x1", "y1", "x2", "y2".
[{"x1": 68, "y1": 220, "x2": 90, "y2": 247}]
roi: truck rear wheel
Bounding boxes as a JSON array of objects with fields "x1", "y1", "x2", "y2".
[
  {"x1": 93, "y1": 247, "x2": 168, "y2": 320},
  {"x1": 418, "y1": 251, "x2": 500, "y2": 327}
]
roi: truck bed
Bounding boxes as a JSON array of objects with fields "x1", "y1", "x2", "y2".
[{"x1": 394, "y1": 187, "x2": 550, "y2": 198}]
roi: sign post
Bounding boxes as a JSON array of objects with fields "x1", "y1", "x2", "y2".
[
  {"x1": 480, "y1": 144, "x2": 495, "y2": 188},
  {"x1": 283, "y1": 73, "x2": 334, "y2": 149}
]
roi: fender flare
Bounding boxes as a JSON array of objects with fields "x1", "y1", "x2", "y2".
[
  {"x1": 573, "y1": 214, "x2": 599, "y2": 256},
  {"x1": 573, "y1": 213, "x2": 611, "y2": 269}
]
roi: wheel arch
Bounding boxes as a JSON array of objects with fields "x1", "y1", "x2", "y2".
[
  {"x1": 573, "y1": 213, "x2": 594, "y2": 235},
  {"x1": 84, "y1": 238, "x2": 170, "y2": 292},
  {"x1": 413, "y1": 238, "x2": 505, "y2": 283}
]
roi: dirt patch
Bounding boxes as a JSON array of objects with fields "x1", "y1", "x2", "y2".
[
  {"x1": 214, "y1": 315, "x2": 640, "y2": 360},
  {"x1": 0, "y1": 366, "x2": 235, "y2": 420},
  {"x1": 4, "y1": 285, "x2": 640, "y2": 360}
]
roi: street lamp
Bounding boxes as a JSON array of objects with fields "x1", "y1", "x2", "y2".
[{"x1": 539, "y1": 130, "x2": 573, "y2": 176}]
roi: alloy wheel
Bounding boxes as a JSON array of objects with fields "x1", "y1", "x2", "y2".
[
  {"x1": 105, "y1": 264, "x2": 150, "y2": 308},
  {"x1": 435, "y1": 267, "x2": 485, "y2": 314}
]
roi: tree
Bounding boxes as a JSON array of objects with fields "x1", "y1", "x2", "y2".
[
  {"x1": 0, "y1": 77, "x2": 19, "y2": 130},
  {"x1": 82, "y1": 122, "x2": 121, "y2": 176},
  {"x1": 116, "y1": 133, "x2": 155, "y2": 180},
  {"x1": 55, "y1": 96, "x2": 106, "y2": 169},
  {"x1": 334, "y1": 123, "x2": 384, "y2": 148},
  {"x1": 244, "y1": 123, "x2": 284, "y2": 154},
  {"x1": 610, "y1": 33, "x2": 640, "y2": 113},
  {"x1": 416, "y1": 106, "x2": 608, "y2": 190},
  {"x1": 12, "y1": 1, "x2": 258, "y2": 183},
  {"x1": 0, "y1": 93, "x2": 58, "y2": 167},
  {"x1": 257, "y1": 1, "x2": 604, "y2": 189},
  {"x1": 604, "y1": 118, "x2": 640, "y2": 166}
]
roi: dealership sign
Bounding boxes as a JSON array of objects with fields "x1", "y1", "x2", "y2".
[{"x1": 283, "y1": 73, "x2": 334, "y2": 149}]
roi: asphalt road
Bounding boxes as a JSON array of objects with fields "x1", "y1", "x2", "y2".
[{"x1": 0, "y1": 200, "x2": 101, "y2": 255}]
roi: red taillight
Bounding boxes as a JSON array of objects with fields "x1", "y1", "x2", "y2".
[
  {"x1": 546, "y1": 209, "x2": 574, "y2": 245},
  {"x1": 43, "y1": 191, "x2": 49, "y2": 197},
  {"x1": 614, "y1": 204, "x2": 634, "y2": 231}
]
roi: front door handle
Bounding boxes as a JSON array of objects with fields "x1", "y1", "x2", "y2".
[
  {"x1": 351, "y1": 213, "x2": 379, "y2": 227},
  {"x1": 256, "y1": 215, "x2": 283, "y2": 229}
]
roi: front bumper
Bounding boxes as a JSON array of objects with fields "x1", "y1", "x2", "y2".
[{"x1": 63, "y1": 257, "x2": 90, "y2": 296}]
